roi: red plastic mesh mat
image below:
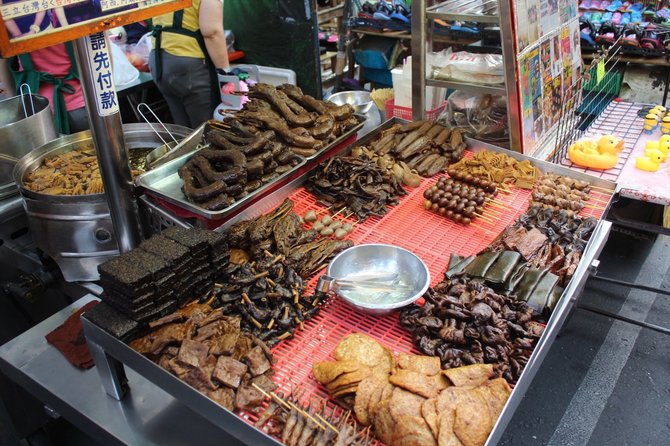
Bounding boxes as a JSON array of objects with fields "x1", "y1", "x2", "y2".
[{"x1": 230, "y1": 159, "x2": 612, "y2": 436}]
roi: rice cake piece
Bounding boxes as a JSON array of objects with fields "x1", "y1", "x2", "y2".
[
  {"x1": 389, "y1": 387, "x2": 425, "y2": 422},
  {"x1": 325, "y1": 367, "x2": 371, "y2": 391},
  {"x1": 367, "y1": 380, "x2": 392, "y2": 424},
  {"x1": 437, "y1": 408, "x2": 464, "y2": 446},
  {"x1": 421, "y1": 398, "x2": 439, "y2": 440},
  {"x1": 477, "y1": 378, "x2": 511, "y2": 420},
  {"x1": 392, "y1": 415, "x2": 437, "y2": 446},
  {"x1": 451, "y1": 388, "x2": 493, "y2": 446},
  {"x1": 390, "y1": 369, "x2": 440, "y2": 398},
  {"x1": 312, "y1": 360, "x2": 362, "y2": 385},
  {"x1": 334, "y1": 333, "x2": 393, "y2": 373},
  {"x1": 372, "y1": 397, "x2": 395, "y2": 445},
  {"x1": 397, "y1": 353, "x2": 442, "y2": 376},
  {"x1": 331, "y1": 383, "x2": 359, "y2": 398},
  {"x1": 354, "y1": 374, "x2": 386, "y2": 426},
  {"x1": 443, "y1": 364, "x2": 495, "y2": 388}
]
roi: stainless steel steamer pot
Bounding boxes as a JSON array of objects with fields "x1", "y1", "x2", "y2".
[
  {"x1": 0, "y1": 94, "x2": 58, "y2": 199},
  {"x1": 13, "y1": 123, "x2": 193, "y2": 282}
]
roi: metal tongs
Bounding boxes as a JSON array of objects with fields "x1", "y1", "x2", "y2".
[
  {"x1": 316, "y1": 272, "x2": 412, "y2": 294},
  {"x1": 19, "y1": 84, "x2": 35, "y2": 119},
  {"x1": 137, "y1": 102, "x2": 180, "y2": 169}
]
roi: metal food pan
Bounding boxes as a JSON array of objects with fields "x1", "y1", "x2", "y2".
[
  {"x1": 84, "y1": 118, "x2": 615, "y2": 446},
  {"x1": 137, "y1": 149, "x2": 307, "y2": 220}
]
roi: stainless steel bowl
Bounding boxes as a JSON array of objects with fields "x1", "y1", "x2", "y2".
[
  {"x1": 324, "y1": 244, "x2": 430, "y2": 315},
  {"x1": 327, "y1": 91, "x2": 374, "y2": 114}
]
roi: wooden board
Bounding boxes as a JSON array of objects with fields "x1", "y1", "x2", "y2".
[{"x1": 0, "y1": 0, "x2": 190, "y2": 57}]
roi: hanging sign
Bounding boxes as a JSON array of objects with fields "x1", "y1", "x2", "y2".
[
  {"x1": 82, "y1": 32, "x2": 118, "y2": 116},
  {"x1": 596, "y1": 59, "x2": 605, "y2": 85},
  {"x1": 0, "y1": 0, "x2": 190, "y2": 57}
]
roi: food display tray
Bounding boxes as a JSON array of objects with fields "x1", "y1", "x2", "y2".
[
  {"x1": 137, "y1": 149, "x2": 307, "y2": 221},
  {"x1": 83, "y1": 118, "x2": 615, "y2": 446}
]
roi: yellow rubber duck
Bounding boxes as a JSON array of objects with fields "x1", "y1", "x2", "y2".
[
  {"x1": 645, "y1": 135, "x2": 670, "y2": 162},
  {"x1": 661, "y1": 116, "x2": 670, "y2": 135},
  {"x1": 652, "y1": 105, "x2": 667, "y2": 118},
  {"x1": 635, "y1": 149, "x2": 663, "y2": 172},
  {"x1": 644, "y1": 113, "x2": 659, "y2": 134},
  {"x1": 568, "y1": 135, "x2": 622, "y2": 170}
]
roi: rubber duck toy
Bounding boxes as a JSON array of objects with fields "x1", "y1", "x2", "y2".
[
  {"x1": 568, "y1": 135, "x2": 623, "y2": 170},
  {"x1": 661, "y1": 116, "x2": 670, "y2": 135},
  {"x1": 652, "y1": 105, "x2": 667, "y2": 119},
  {"x1": 635, "y1": 149, "x2": 663, "y2": 172},
  {"x1": 644, "y1": 113, "x2": 659, "y2": 134},
  {"x1": 645, "y1": 135, "x2": 670, "y2": 162}
]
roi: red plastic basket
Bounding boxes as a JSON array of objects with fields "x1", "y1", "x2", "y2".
[{"x1": 385, "y1": 98, "x2": 447, "y2": 121}]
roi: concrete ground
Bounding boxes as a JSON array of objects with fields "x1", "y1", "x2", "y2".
[{"x1": 501, "y1": 228, "x2": 670, "y2": 446}]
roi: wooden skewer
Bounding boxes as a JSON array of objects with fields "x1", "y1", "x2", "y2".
[
  {"x1": 252, "y1": 384, "x2": 332, "y2": 432},
  {"x1": 486, "y1": 199, "x2": 508, "y2": 207},
  {"x1": 586, "y1": 184, "x2": 613, "y2": 192},
  {"x1": 474, "y1": 212, "x2": 496, "y2": 223},
  {"x1": 471, "y1": 222, "x2": 494, "y2": 233},
  {"x1": 584, "y1": 203, "x2": 607, "y2": 210},
  {"x1": 331, "y1": 207, "x2": 346, "y2": 218},
  {"x1": 313, "y1": 412, "x2": 339, "y2": 433},
  {"x1": 585, "y1": 195, "x2": 610, "y2": 204}
]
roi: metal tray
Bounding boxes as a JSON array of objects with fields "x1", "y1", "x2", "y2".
[
  {"x1": 83, "y1": 118, "x2": 615, "y2": 446},
  {"x1": 137, "y1": 149, "x2": 307, "y2": 220},
  {"x1": 304, "y1": 113, "x2": 366, "y2": 160}
]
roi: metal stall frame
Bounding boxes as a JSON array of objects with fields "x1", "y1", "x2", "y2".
[
  {"x1": 411, "y1": 0, "x2": 522, "y2": 151},
  {"x1": 82, "y1": 120, "x2": 613, "y2": 446}
]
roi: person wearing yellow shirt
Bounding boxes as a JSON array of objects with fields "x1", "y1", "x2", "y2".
[{"x1": 149, "y1": 0, "x2": 229, "y2": 128}]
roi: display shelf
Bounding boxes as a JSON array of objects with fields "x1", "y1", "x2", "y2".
[
  {"x1": 412, "y1": 0, "x2": 522, "y2": 150},
  {"x1": 426, "y1": 11, "x2": 500, "y2": 23},
  {"x1": 426, "y1": 78, "x2": 506, "y2": 95}
]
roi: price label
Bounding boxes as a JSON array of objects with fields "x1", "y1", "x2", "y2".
[{"x1": 596, "y1": 60, "x2": 605, "y2": 85}]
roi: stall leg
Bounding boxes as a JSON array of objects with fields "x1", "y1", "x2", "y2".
[
  {"x1": 87, "y1": 341, "x2": 129, "y2": 400},
  {"x1": 72, "y1": 33, "x2": 142, "y2": 252}
]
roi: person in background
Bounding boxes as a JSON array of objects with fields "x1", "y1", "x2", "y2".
[
  {"x1": 150, "y1": 0, "x2": 229, "y2": 128},
  {"x1": 10, "y1": 42, "x2": 88, "y2": 134}
]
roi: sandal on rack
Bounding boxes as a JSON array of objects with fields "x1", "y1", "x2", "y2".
[
  {"x1": 580, "y1": 17, "x2": 599, "y2": 48},
  {"x1": 596, "y1": 20, "x2": 619, "y2": 45},
  {"x1": 621, "y1": 23, "x2": 642, "y2": 46},
  {"x1": 640, "y1": 25, "x2": 664, "y2": 52}
]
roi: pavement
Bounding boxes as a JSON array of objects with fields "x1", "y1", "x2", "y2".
[{"x1": 500, "y1": 229, "x2": 670, "y2": 446}]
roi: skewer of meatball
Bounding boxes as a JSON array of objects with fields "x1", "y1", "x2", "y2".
[{"x1": 423, "y1": 177, "x2": 494, "y2": 225}]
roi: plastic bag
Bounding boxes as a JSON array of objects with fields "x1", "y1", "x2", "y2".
[
  {"x1": 125, "y1": 32, "x2": 152, "y2": 72},
  {"x1": 438, "y1": 91, "x2": 509, "y2": 147},
  {"x1": 110, "y1": 41, "x2": 140, "y2": 87},
  {"x1": 430, "y1": 50, "x2": 504, "y2": 84}
]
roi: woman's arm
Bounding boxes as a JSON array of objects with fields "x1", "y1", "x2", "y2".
[{"x1": 199, "y1": 0, "x2": 229, "y2": 70}]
